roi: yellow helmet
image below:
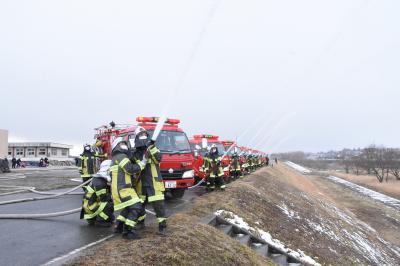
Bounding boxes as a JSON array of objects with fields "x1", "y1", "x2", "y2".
[{"x1": 95, "y1": 140, "x2": 103, "y2": 147}]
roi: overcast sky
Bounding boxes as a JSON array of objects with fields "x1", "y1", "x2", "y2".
[{"x1": 1, "y1": 0, "x2": 399, "y2": 155}]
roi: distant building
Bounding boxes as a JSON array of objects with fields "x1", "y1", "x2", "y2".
[
  {"x1": 0, "y1": 129, "x2": 8, "y2": 158},
  {"x1": 8, "y1": 142, "x2": 73, "y2": 160}
]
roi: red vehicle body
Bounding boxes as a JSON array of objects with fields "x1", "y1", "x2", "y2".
[
  {"x1": 189, "y1": 135, "x2": 230, "y2": 183},
  {"x1": 95, "y1": 116, "x2": 195, "y2": 198}
]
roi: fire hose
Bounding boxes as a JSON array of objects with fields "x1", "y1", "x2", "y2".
[
  {"x1": 0, "y1": 178, "x2": 90, "y2": 206},
  {"x1": 0, "y1": 177, "x2": 157, "y2": 219}
]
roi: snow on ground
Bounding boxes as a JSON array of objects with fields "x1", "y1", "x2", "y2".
[
  {"x1": 276, "y1": 202, "x2": 300, "y2": 220},
  {"x1": 326, "y1": 175, "x2": 400, "y2": 211},
  {"x1": 246, "y1": 185, "x2": 398, "y2": 265},
  {"x1": 285, "y1": 161, "x2": 312, "y2": 174},
  {"x1": 215, "y1": 210, "x2": 321, "y2": 266}
]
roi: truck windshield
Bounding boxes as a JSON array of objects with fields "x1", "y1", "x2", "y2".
[
  {"x1": 147, "y1": 130, "x2": 191, "y2": 154},
  {"x1": 190, "y1": 142, "x2": 226, "y2": 156},
  {"x1": 227, "y1": 146, "x2": 241, "y2": 155}
]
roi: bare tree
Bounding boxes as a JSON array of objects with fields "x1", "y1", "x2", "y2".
[
  {"x1": 363, "y1": 146, "x2": 388, "y2": 183},
  {"x1": 386, "y1": 148, "x2": 400, "y2": 180}
]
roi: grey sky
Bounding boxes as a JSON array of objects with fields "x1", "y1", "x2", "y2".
[{"x1": 1, "y1": 0, "x2": 399, "y2": 155}]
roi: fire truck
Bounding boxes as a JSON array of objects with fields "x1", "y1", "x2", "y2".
[
  {"x1": 189, "y1": 134, "x2": 230, "y2": 183},
  {"x1": 95, "y1": 116, "x2": 195, "y2": 199}
]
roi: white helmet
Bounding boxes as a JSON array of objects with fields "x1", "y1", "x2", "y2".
[
  {"x1": 111, "y1": 137, "x2": 128, "y2": 152},
  {"x1": 210, "y1": 144, "x2": 218, "y2": 154},
  {"x1": 134, "y1": 126, "x2": 148, "y2": 139}
]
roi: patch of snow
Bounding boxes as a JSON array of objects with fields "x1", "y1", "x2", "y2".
[
  {"x1": 326, "y1": 176, "x2": 400, "y2": 211},
  {"x1": 215, "y1": 210, "x2": 321, "y2": 266},
  {"x1": 306, "y1": 219, "x2": 340, "y2": 242},
  {"x1": 276, "y1": 203, "x2": 300, "y2": 219},
  {"x1": 342, "y1": 230, "x2": 389, "y2": 265},
  {"x1": 377, "y1": 237, "x2": 400, "y2": 259},
  {"x1": 285, "y1": 161, "x2": 312, "y2": 174}
]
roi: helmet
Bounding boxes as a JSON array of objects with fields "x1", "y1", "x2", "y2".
[
  {"x1": 93, "y1": 160, "x2": 112, "y2": 182},
  {"x1": 111, "y1": 137, "x2": 129, "y2": 153},
  {"x1": 210, "y1": 144, "x2": 218, "y2": 154},
  {"x1": 95, "y1": 140, "x2": 103, "y2": 147},
  {"x1": 134, "y1": 126, "x2": 149, "y2": 148},
  {"x1": 83, "y1": 144, "x2": 92, "y2": 152}
]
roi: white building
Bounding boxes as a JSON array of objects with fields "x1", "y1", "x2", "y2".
[
  {"x1": 8, "y1": 142, "x2": 73, "y2": 160},
  {"x1": 0, "y1": 129, "x2": 8, "y2": 158}
]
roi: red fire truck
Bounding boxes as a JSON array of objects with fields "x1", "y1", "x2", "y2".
[
  {"x1": 95, "y1": 116, "x2": 195, "y2": 199},
  {"x1": 189, "y1": 134, "x2": 230, "y2": 183}
]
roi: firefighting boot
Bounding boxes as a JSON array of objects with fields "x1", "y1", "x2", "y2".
[
  {"x1": 114, "y1": 221, "x2": 124, "y2": 234},
  {"x1": 123, "y1": 228, "x2": 140, "y2": 240},
  {"x1": 136, "y1": 220, "x2": 145, "y2": 230},
  {"x1": 158, "y1": 222, "x2": 168, "y2": 237},
  {"x1": 95, "y1": 220, "x2": 112, "y2": 228}
]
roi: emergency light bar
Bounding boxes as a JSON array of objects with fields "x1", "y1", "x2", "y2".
[
  {"x1": 193, "y1": 134, "x2": 219, "y2": 140},
  {"x1": 136, "y1": 116, "x2": 180, "y2": 125}
]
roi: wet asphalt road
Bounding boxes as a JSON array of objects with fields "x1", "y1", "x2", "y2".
[{"x1": 0, "y1": 168, "x2": 204, "y2": 266}]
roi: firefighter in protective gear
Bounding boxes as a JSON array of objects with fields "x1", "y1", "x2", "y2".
[
  {"x1": 131, "y1": 127, "x2": 168, "y2": 236},
  {"x1": 79, "y1": 144, "x2": 96, "y2": 183},
  {"x1": 81, "y1": 160, "x2": 114, "y2": 227},
  {"x1": 202, "y1": 148, "x2": 213, "y2": 190},
  {"x1": 248, "y1": 153, "x2": 255, "y2": 172},
  {"x1": 79, "y1": 143, "x2": 107, "y2": 183},
  {"x1": 230, "y1": 147, "x2": 243, "y2": 179},
  {"x1": 205, "y1": 144, "x2": 226, "y2": 191},
  {"x1": 110, "y1": 137, "x2": 145, "y2": 240}
]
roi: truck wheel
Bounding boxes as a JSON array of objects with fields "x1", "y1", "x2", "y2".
[{"x1": 170, "y1": 189, "x2": 185, "y2": 199}]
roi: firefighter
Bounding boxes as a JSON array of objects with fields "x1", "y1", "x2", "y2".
[
  {"x1": 131, "y1": 127, "x2": 168, "y2": 236},
  {"x1": 206, "y1": 144, "x2": 226, "y2": 191},
  {"x1": 92, "y1": 140, "x2": 108, "y2": 171},
  {"x1": 81, "y1": 160, "x2": 114, "y2": 227},
  {"x1": 248, "y1": 153, "x2": 254, "y2": 172},
  {"x1": 230, "y1": 147, "x2": 243, "y2": 179},
  {"x1": 110, "y1": 137, "x2": 145, "y2": 240},
  {"x1": 240, "y1": 152, "x2": 248, "y2": 175},
  {"x1": 202, "y1": 148, "x2": 212, "y2": 190},
  {"x1": 79, "y1": 144, "x2": 96, "y2": 183}
]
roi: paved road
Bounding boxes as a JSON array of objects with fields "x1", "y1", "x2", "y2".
[{"x1": 0, "y1": 168, "x2": 204, "y2": 266}]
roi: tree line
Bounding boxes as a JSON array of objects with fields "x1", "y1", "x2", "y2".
[
  {"x1": 342, "y1": 145, "x2": 400, "y2": 183},
  {"x1": 275, "y1": 145, "x2": 400, "y2": 183}
]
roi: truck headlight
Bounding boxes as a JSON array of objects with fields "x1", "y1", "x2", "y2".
[{"x1": 182, "y1": 170, "x2": 194, "y2": 179}]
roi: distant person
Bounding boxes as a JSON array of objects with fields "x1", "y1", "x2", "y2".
[
  {"x1": 11, "y1": 157, "x2": 16, "y2": 169},
  {"x1": 75, "y1": 157, "x2": 79, "y2": 167},
  {"x1": 39, "y1": 158, "x2": 44, "y2": 167},
  {"x1": 44, "y1": 157, "x2": 49, "y2": 166},
  {"x1": 16, "y1": 158, "x2": 21, "y2": 168},
  {"x1": 275, "y1": 158, "x2": 278, "y2": 164}
]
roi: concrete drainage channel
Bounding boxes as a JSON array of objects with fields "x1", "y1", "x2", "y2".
[{"x1": 202, "y1": 215, "x2": 304, "y2": 266}]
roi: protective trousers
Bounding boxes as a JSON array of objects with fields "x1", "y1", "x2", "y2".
[
  {"x1": 117, "y1": 203, "x2": 142, "y2": 231},
  {"x1": 82, "y1": 178, "x2": 113, "y2": 224},
  {"x1": 136, "y1": 186, "x2": 167, "y2": 227},
  {"x1": 209, "y1": 165, "x2": 226, "y2": 190}
]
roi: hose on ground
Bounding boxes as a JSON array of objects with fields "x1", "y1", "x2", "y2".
[
  {"x1": 0, "y1": 208, "x2": 82, "y2": 219},
  {"x1": 188, "y1": 178, "x2": 205, "y2": 189},
  {"x1": 0, "y1": 174, "x2": 83, "y2": 196},
  {"x1": 0, "y1": 207, "x2": 156, "y2": 220},
  {"x1": 0, "y1": 178, "x2": 91, "y2": 206}
]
